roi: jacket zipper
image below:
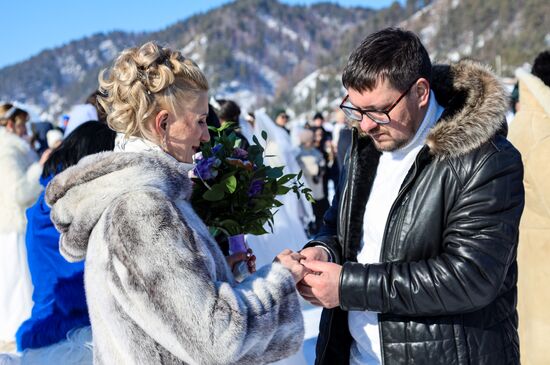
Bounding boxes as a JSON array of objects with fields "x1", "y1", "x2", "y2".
[{"x1": 376, "y1": 149, "x2": 424, "y2": 365}]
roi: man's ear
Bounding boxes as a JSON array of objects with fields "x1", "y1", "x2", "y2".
[
  {"x1": 154, "y1": 110, "x2": 169, "y2": 136},
  {"x1": 415, "y1": 78, "x2": 430, "y2": 108}
]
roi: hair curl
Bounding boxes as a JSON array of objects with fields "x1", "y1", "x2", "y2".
[{"x1": 97, "y1": 42, "x2": 209, "y2": 141}]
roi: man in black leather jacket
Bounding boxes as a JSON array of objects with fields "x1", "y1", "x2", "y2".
[{"x1": 298, "y1": 28, "x2": 524, "y2": 365}]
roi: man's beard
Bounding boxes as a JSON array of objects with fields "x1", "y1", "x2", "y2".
[{"x1": 370, "y1": 135, "x2": 410, "y2": 152}]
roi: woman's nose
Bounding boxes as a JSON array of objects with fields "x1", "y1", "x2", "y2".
[{"x1": 201, "y1": 125, "x2": 210, "y2": 142}]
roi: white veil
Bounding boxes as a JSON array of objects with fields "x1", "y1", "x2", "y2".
[{"x1": 245, "y1": 109, "x2": 314, "y2": 268}]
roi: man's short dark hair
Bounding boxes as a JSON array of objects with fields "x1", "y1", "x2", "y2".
[
  {"x1": 532, "y1": 50, "x2": 550, "y2": 87},
  {"x1": 342, "y1": 27, "x2": 432, "y2": 93}
]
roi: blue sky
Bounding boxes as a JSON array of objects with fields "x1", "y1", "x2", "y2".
[{"x1": 0, "y1": 0, "x2": 400, "y2": 69}]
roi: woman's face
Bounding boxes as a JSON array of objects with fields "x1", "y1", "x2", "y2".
[
  {"x1": 7, "y1": 120, "x2": 27, "y2": 138},
  {"x1": 162, "y1": 92, "x2": 210, "y2": 163}
]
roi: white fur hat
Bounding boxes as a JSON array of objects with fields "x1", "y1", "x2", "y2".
[{"x1": 47, "y1": 129, "x2": 63, "y2": 148}]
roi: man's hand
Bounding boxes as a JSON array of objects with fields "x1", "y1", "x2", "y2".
[
  {"x1": 274, "y1": 249, "x2": 308, "y2": 283},
  {"x1": 299, "y1": 246, "x2": 329, "y2": 263},
  {"x1": 297, "y1": 260, "x2": 342, "y2": 309}
]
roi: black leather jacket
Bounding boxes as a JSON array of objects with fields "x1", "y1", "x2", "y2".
[{"x1": 304, "y1": 61, "x2": 525, "y2": 365}]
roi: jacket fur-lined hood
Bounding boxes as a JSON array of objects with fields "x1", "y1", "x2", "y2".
[
  {"x1": 46, "y1": 151, "x2": 191, "y2": 261},
  {"x1": 428, "y1": 60, "x2": 508, "y2": 159}
]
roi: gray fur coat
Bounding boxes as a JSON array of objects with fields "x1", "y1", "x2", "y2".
[{"x1": 46, "y1": 151, "x2": 304, "y2": 364}]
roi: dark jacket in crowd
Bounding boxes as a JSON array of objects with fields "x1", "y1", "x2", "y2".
[
  {"x1": 31, "y1": 121, "x2": 53, "y2": 155},
  {"x1": 305, "y1": 61, "x2": 524, "y2": 365}
]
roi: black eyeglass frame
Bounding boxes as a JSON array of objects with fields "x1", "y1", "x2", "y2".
[{"x1": 339, "y1": 80, "x2": 418, "y2": 124}]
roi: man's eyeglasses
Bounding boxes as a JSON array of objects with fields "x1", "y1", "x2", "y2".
[{"x1": 339, "y1": 80, "x2": 417, "y2": 124}]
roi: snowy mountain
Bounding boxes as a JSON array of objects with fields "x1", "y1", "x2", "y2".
[{"x1": 0, "y1": 0, "x2": 547, "y2": 122}]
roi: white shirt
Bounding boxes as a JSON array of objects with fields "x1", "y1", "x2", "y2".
[{"x1": 349, "y1": 92, "x2": 444, "y2": 365}]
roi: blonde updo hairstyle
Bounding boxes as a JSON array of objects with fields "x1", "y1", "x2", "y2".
[{"x1": 97, "y1": 42, "x2": 209, "y2": 143}]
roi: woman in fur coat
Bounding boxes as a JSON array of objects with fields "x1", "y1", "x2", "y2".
[
  {"x1": 45, "y1": 42, "x2": 306, "y2": 365},
  {"x1": 0, "y1": 105, "x2": 47, "y2": 351}
]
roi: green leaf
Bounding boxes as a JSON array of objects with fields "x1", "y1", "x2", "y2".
[
  {"x1": 219, "y1": 121, "x2": 234, "y2": 132},
  {"x1": 261, "y1": 130, "x2": 268, "y2": 141},
  {"x1": 202, "y1": 184, "x2": 225, "y2": 201},
  {"x1": 276, "y1": 185, "x2": 291, "y2": 195},
  {"x1": 219, "y1": 219, "x2": 241, "y2": 236},
  {"x1": 247, "y1": 222, "x2": 269, "y2": 235},
  {"x1": 266, "y1": 166, "x2": 284, "y2": 179},
  {"x1": 277, "y1": 173, "x2": 296, "y2": 185},
  {"x1": 223, "y1": 175, "x2": 237, "y2": 193},
  {"x1": 252, "y1": 135, "x2": 261, "y2": 146}
]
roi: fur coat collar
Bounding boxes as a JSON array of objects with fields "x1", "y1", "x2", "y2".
[{"x1": 46, "y1": 151, "x2": 191, "y2": 261}]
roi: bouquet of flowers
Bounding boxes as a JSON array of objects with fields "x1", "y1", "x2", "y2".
[{"x1": 190, "y1": 122, "x2": 313, "y2": 241}]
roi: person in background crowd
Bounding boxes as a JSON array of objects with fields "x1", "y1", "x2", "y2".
[
  {"x1": 0, "y1": 104, "x2": 48, "y2": 352},
  {"x1": 44, "y1": 41, "x2": 305, "y2": 364},
  {"x1": 274, "y1": 110, "x2": 291, "y2": 134},
  {"x1": 296, "y1": 128, "x2": 327, "y2": 236},
  {"x1": 29, "y1": 121, "x2": 54, "y2": 156},
  {"x1": 308, "y1": 112, "x2": 339, "y2": 199},
  {"x1": 214, "y1": 98, "x2": 250, "y2": 148},
  {"x1": 64, "y1": 91, "x2": 104, "y2": 136},
  {"x1": 508, "y1": 49, "x2": 550, "y2": 365},
  {"x1": 308, "y1": 112, "x2": 322, "y2": 128},
  {"x1": 330, "y1": 110, "x2": 346, "y2": 155},
  {"x1": 205, "y1": 103, "x2": 221, "y2": 141},
  {"x1": 215, "y1": 98, "x2": 240, "y2": 124},
  {"x1": 299, "y1": 28, "x2": 523, "y2": 365},
  {"x1": 245, "y1": 111, "x2": 255, "y2": 128},
  {"x1": 332, "y1": 110, "x2": 353, "y2": 170},
  {"x1": 10, "y1": 121, "x2": 117, "y2": 365}
]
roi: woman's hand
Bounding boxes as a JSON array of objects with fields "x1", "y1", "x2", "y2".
[
  {"x1": 226, "y1": 248, "x2": 256, "y2": 274},
  {"x1": 274, "y1": 249, "x2": 309, "y2": 283}
]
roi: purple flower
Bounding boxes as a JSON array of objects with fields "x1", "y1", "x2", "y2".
[
  {"x1": 212, "y1": 144, "x2": 223, "y2": 155},
  {"x1": 194, "y1": 156, "x2": 220, "y2": 181},
  {"x1": 248, "y1": 179, "x2": 264, "y2": 197},
  {"x1": 192, "y1": 151, "x2": 203, "y2": 162},
  {"x1": 232, "y1": 147, "x2": 248, "y2": 160}
]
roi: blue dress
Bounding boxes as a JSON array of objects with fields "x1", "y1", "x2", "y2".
[{"x1": 16, "y1": 175, "x2": 90, "y2": 350}]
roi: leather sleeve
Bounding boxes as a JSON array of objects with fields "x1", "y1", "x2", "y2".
[{"x1": 340, "y1": 147, "x2": 524, "y2": 316}]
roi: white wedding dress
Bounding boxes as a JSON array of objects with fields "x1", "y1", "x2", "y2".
[{"x1": 244, "y1": 110, "x2": 314, "y2": 365}]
